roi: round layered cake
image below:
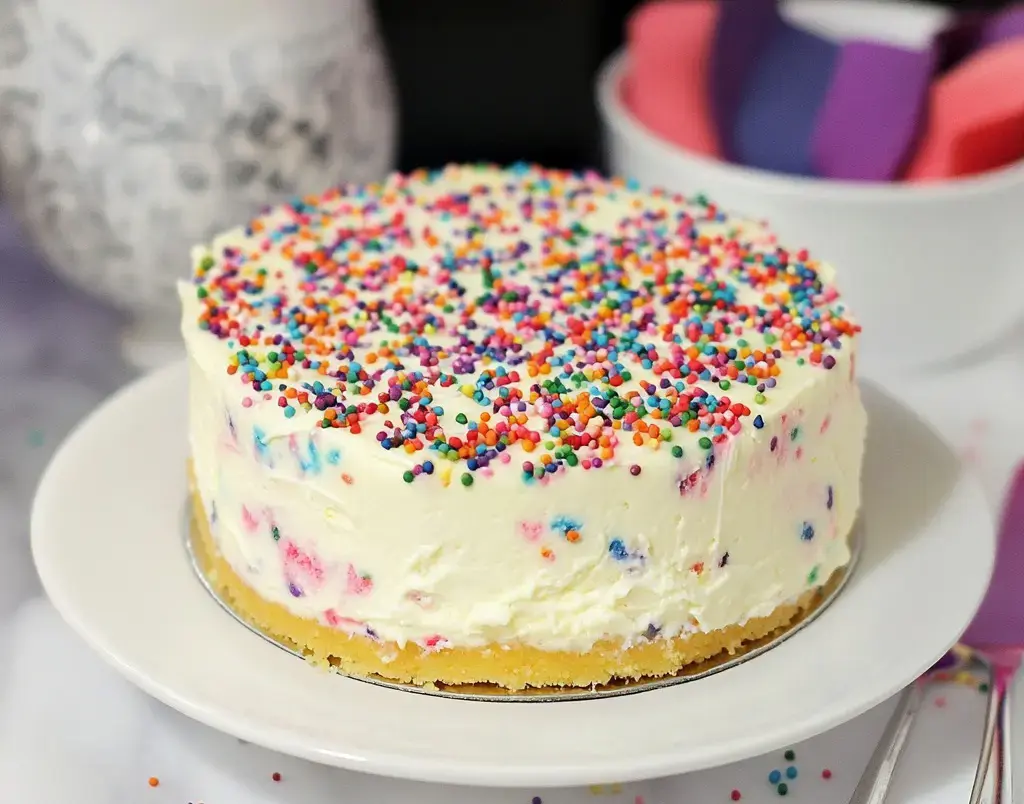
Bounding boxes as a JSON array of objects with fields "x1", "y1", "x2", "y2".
[{"x1": 180, "y1": 163, "x2": 867, "y2": 690}]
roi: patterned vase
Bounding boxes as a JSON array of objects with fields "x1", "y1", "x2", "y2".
[{"x1": 0, "y1": 0, "x2": 397, "y2": 367}]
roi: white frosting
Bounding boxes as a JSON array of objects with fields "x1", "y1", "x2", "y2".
[{"x1": 181, "y1": 164, "x2": 867, "y2": 654}]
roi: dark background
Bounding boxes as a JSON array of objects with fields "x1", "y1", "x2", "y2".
[{"x1": 373, "y1": 0, "x2": 1010, "y2": 172}]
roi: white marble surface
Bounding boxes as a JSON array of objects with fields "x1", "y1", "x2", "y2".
[{"x1": 1, "y1": 208, "x2": 1022, "y2": 803}]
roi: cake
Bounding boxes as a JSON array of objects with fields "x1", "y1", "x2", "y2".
[{"x1": 180, "y1": 163, "x2": 867, "y2": 691}]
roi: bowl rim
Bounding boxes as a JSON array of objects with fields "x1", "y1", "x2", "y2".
[{"x1": 595, "y1": 48, "x2": 1024, "y2": 202}]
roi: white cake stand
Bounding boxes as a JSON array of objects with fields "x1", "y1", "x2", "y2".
[{"x1": 30, "y1": 362, "x2": 995, "y2": 788}]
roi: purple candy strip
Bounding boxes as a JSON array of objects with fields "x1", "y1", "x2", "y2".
[
  {"x1": 709, "y1": 0, "x2": 1024, "y2": 180},
  {"x1": 730, "y1": 21, "x2": 838, "y2": 176},
  {"x1": 811, "y1": 41, "x2": 936, "y2": 182},
  {"x1": 981, "y1": 5, "x2": 1024, "y2": 48},
  {"x1": 709, "y1": 0, "x2": 781, "y2": 163}
]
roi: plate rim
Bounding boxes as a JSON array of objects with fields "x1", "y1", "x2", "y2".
[{"x1": 30, "y1": 361, "x2": 996, "y2": 787}]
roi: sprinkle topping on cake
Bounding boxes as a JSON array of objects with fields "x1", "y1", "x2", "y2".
[{"x1": 189, "y1": 163, "x2": 858, "y2": 483}]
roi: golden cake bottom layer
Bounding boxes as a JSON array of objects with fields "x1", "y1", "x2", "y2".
[{"x1": 188, "y1": 472, "x2": 838, "y2": 691}]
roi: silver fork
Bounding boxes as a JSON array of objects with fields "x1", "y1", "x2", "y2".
[
  {"x1": 970, "y1": 652, "x2": 1018, "y2": 804},
  {"x1": 847, "y1": 681, "x2": 926, "y2": 804},
  {"x1": 849, "y1": 649, "x2": 1004, "y2": 804},
  {"x1": 972, "y1": 662, "x2": 1000, "y2": 804}
]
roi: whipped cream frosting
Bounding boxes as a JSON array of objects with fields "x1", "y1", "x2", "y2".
[{"x1": 180, "y1": 163, "x2": 867, "y2": 654}]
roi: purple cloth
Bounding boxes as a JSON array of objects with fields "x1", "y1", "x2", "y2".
[
  {"x1": 0, "y1": 206, "x2": 131, "y2": 623},
  {"x1": 962, "y1": 461, "x2": 1024, "y2": 648},
  {"x1": 0, "y1": 210, "x2": 127, "y2": 389}
]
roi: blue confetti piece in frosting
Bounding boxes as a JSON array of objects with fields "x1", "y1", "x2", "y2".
[
  {"x1": 551, "y1": 515, "x2": 582, "y2": 535},
  {"x1": 253, "y1": 426, "x2": 273, "y2": 466},
  {"x1": 608, "y1": 538, "x2": 630, "y2": 561},
  {"x1": 292, "y1": 437, "x2": 322, "y2": 474}
]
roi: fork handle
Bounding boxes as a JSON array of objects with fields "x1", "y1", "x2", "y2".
[
  {"x1": 848, "y1": 681, "x2": 926, "y2": 804},
  {"x1": 1000, "y1": 667, "x2": 1015, "y2": 804},
  {"x1": 970, "y1": 660, "x2": 1005, "y2": 804}
]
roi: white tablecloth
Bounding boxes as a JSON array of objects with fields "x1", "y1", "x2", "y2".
[{"x1": 1, "y1": 209, "x2": 1020, "y2": 803}]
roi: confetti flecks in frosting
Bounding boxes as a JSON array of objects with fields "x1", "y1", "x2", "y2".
[
  {"x1": 345, "y1": 564, "x2": 374, "y2": 595},
  {"x1": 190, "y1": 163, "x2": 857, "y2": 484},
  {"x1": 551, "y1": 516, "x2": 583, "y2": 540},
  {"x1": 608, "y1": 537, "x2": 646, "y2": 565}
]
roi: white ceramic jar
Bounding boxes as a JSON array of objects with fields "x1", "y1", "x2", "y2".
[{"x1": 0, "y1": 0, "x2": 396, "y2": 367}]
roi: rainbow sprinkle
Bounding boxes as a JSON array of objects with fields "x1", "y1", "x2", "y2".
[{"x1": 190, "y1": 163, "x2": 857, "y2": 484}]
